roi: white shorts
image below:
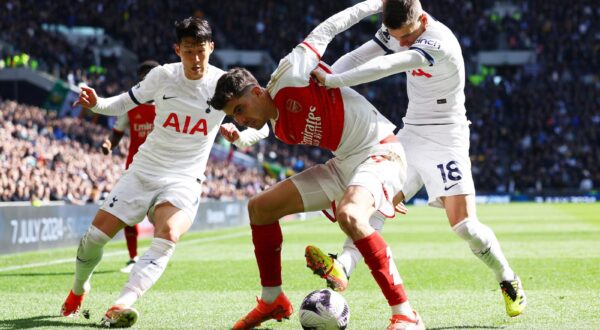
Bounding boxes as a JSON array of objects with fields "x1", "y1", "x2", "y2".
[
  {"x1": 397, "y1": 122, "x2": 476, "y2": 208},
  {"x1": 291, "y1": 142, "x2": 407, "y2": 218},
  {"x1": 100, "y1": 170, "x2": 203, "y2": 226}
]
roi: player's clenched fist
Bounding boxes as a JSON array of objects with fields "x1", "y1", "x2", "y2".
[
  {"x1": 310, "y1": 67, "x2": 327, "y2": 85},
  {"x1": 73, "y1": 86, "x2": 98, "y2": 109},
  {"x1": 219, "y1": 123, "x2": 240, "y2": 142}
]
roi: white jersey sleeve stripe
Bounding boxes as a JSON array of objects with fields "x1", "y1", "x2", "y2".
[
  {"x1": 372, "y1": 36, "x2": 394, "y2": 55},
  {"x1": 409, "y1": 47, "x2": 435, "y2": 66},
  {"x1": 128, "y1": 89, "x2": 142, "y2": 105},
  {"x1": 409, "y1": 46, "x2": 435, "y2": 66}
]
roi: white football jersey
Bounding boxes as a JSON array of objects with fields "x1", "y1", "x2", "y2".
[
  {"x1": 126, "y1": 63, "x2": 226, "y2": 180},
  {"x1": 374, "y1": 13, "x2": 467, "y2": 125}
]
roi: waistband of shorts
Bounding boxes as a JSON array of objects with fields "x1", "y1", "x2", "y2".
[{"x1": 379, "y1": 134, "x2": 398, "y2": 144}]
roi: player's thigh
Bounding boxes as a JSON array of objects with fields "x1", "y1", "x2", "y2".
[
  {"x1": 152, "y1": 176, "x2": 203, "y2": 225},
  {"x1": 347, "y1": 146, "x2": 406, "y2": 218},
  {"x1": 401, "y1": 124, "x2": 475, "y2": 208},
  {"x1": 399, "y1": 163, "x2": 424, "y2": 203},
  {"x1": 100, "y1": 170, "x2": 155, "y2": 226},
  {"x1": 290, "y1": 164, "x2": 338, "y2": 212},
  {"x1": 248, "y1": 178, "x2": 306, "y2": 225},
  {"x1": 91, "y1": 209, "x2": 128, "y2": 238},
  {"x1": 152, "y1": 202, "x2": 192, "y2": 242}
]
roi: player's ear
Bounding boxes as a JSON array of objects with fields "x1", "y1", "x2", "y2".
[
  {"x1": 420, "y1": 13, "x2": 428, "y2": 25},
  {"x1": 174, "y1": 43, "x2": 181, "y2": 57},
  {"x1": 251, "y1": 86, "x2": 262, "y2": 97}
]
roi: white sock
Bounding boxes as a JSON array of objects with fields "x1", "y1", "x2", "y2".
[
  {"x1": 73, "y1": 225, "x2": 111, "y2": 295},
  {"x1": 337, "y1": 214, "x2": 386, "y2": 277},
  {"x1": 115, "y1": 237, "x2": 175, "y2": 307},
  {"x1": 452, "y1": 218, "x2": 515, "y2": 282},
  {"x1": 391, "y1": 301, "x2": 414, "y2": 317},
  {"x1": 261, "y1": 286, "x2": 282, "y2": 304}
]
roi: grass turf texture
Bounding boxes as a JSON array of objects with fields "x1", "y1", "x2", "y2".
[{"x1": 0, "y1": 203, "x2": 599, "y2": 329}]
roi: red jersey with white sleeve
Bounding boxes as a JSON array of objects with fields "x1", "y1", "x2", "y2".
[
  {"x1": 112, "y1": 103, "x2": 156, "y2": 169},
  {"x1": 266, "y1": 0, "x2": 395, "y2": 157}
]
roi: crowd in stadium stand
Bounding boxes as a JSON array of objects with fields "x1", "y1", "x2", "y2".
[
  {"x1": 0, "y1": 100, "x2": 275, "y2": 203},
  {"x1": 1, "y1": 0, "x2": 598, "y2": 201}
]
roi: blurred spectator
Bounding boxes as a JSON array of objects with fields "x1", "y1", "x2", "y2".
[
  {"x1": 1, "y1": 0, "x2": 598, "y2": 195},
  {"x1": 0, "y1": 99, "x2": 274, "y2": 203}
]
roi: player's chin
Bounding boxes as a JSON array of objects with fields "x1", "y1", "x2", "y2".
[{"x1": 248, "y1": 121, "x2": 263, "y2": 130}]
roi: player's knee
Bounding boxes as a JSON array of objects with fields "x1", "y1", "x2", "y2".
[
  {"x1": 247, "y1": 195, "x2": 277, "y2": 225},
  {"x1": 247, "y1": 196, "x2": 261, "y2": 223},
  {"x1": 154, "y1": 227, "x2": 182, "y2": 243},
  {"x1": 336, "y1": 206, "x2": 361, "y2": 235}
]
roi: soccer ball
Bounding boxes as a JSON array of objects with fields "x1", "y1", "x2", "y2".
[{"x1": 299, "y1": 288, "x2": 350, "y2": 330}]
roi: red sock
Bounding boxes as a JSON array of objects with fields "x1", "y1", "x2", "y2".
[
  {"x1": 354, "y1": 232, "x2": 408, "y2": 306},
  {"x1": 251, "y1": 222, "x2": 283, "y2": 287},
  {"x1": 124, "y1": 225, "x2": 139, "y2": 260}
]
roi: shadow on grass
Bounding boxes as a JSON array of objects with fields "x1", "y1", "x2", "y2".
[
  {"x1": 429, "y1": 326, "x2": 505, "y2": 330},
  {"x1": 0, "y1": 270, "x2": 115, "y2": 277},
  {"x1": 0, "y1": 315, "x2": 100, "y2": 329}
]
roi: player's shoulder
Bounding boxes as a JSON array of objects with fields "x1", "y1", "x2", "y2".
[
  {"x1": 413, "y1": 14, "x2": 459, "y2": 51},
  {"x1": 206, "y1": 64, "x2": 226, "y2": 83},
  {"x1": 158, "y1": 62, "x2": 180, "y2": 77}
]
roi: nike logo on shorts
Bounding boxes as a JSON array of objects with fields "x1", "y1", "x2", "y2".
[
  {"x1": 444, "y1": 183, "x2": 459, "y2": 191},
  {"x1": 162, "y1": 95, "x2": 177, "y2": 100}
]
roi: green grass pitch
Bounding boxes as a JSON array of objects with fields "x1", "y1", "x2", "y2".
[{"x1": 1, "y1": 203, "x2": 599, "y2": 329}]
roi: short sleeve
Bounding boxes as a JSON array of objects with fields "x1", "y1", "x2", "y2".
[{"x1": 128, "y1": 66, "x2": 163, "y2": 105}]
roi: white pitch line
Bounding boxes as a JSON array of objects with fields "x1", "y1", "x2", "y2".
[{"x1": 0, "y1": 231, "x2": 249, "y2": 273}]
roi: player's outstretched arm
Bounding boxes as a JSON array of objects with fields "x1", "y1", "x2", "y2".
[
  {"x1": 74, "y1": 85, "x2": 139, "y2": 116},
  {"x1": 303, "y1": 0, "x2": 382, "y2": 60},
  {"x1": 220, "y1": 123, "x2": 270, "y2": 148},
  {"x1": 331, "y1": 40, "x2": 388, "y2": 74},
  {"x1": 323, "y1": 50, "x2": 430, "y2": 88}
]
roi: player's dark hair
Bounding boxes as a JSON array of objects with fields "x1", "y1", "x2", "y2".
[
  {"x1": 137, "y1": 60, "x2": 159, "y2": 80},
  {"x1": 209, "y1": 67, "x2": 259, "y2": 110},
  {"x1": 174, "y1": 17, "x2": 212, "y2": 44},
  {"x1": 383, "y1": 0, "x2": 422, "y2": 29}
]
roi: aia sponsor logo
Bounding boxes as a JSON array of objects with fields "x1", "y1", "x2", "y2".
[
  {"x1": 285, "y1": 98, "x2": 302, "y2": 113},
  {"x1": 162, "y1": 113, "x2": 208, "y2": 135}
]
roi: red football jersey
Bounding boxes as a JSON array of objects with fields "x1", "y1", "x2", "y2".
[
  {"x1": 272, "y1": 77, "x2": 345, "y2": 152},
  {"x1": 118, "y1": 103, "x2": 155, "y2": 168}
]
